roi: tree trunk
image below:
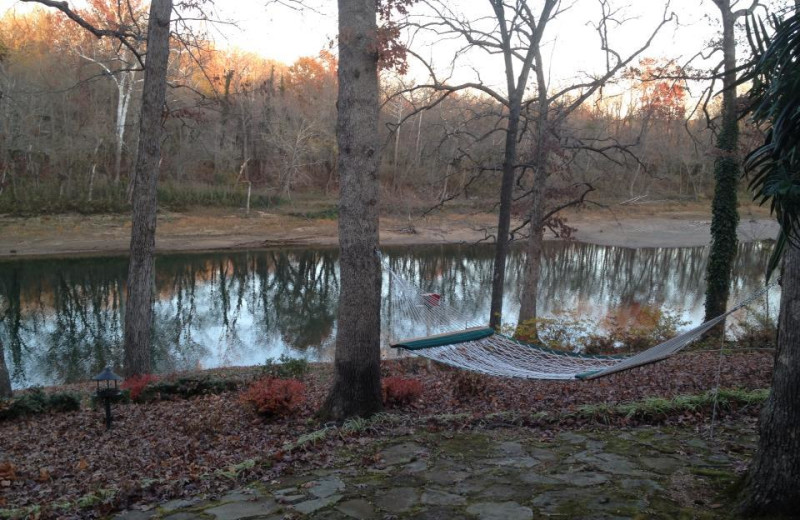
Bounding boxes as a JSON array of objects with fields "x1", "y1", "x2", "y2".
[
  {"x1": 122, "y1": 0, "x2": 172, "y2": 378},
  {"x1": 114, "y1": 68, "x2": 135, "y2": 185},
  {"x1": 704, "y1": 0, "x2": 740, "y2": 338},
  {"x1": 319, "y1": 0, "x2": 382, "y2": 421},
  {"x1": 518, "y1": 44, "x2": 551, "y2": 333},
  {"x1": 489, "y1": 100, "x2": 520, "y2": 330},
  {"x1": 0, "y1": 338, "x2": 11, "y2": 398},
  {"x1": 518, "y1": 167, "x2": 546, "y2": 328},
  {"x1": 740, "y1": 243, "x2": 800, "y2": 514}
]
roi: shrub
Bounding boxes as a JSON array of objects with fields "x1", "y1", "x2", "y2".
[
  {"x1": 510, "y1": 317, "x2": 591, "y2": 353},
  {"x1": 511, "y1": 305, "x2": 687, "y2": 356},
  {"x1": 262, "y1": 355, "x2": 310, "y2": 380},
  {"x1": 240, "y1": 378, "x2": 306, "y2": 417},
  {"x1": 47, "y1": 392, "x2": 82, "y2": 413},
  {"x1": 138, "y1": 377, "x2": 239, "y2": 402},
  {"x1": 121, "y1": 374, "x2": 160, "y2": 402},
  {"x1": 585, "y1": 307, "x2": 687, "y2": 355},
  {"x1": 2, "y1": 388, "x2": 49, "y2": 419},
  {"x1": 382, "y1": 376, "x2": 423, "y2": 407},
  {"x1": 0, "y1": 389, "x2": 82, "y2": 420},
  {"x1": 732, "y1": 309, "x2": 777, "y2": 349}
]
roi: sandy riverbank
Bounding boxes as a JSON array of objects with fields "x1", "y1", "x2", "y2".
[{"x1": 0, "y1": 202, "x2": 779, "y2": 259}]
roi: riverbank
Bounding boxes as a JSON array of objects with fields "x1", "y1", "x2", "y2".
[{"x1": 0, "y1": 201, "x2": 778, "y2": 259}]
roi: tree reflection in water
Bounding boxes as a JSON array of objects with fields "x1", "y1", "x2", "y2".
[{"x1": 0, "y1": 242, "x2": 777, "y2": 388}]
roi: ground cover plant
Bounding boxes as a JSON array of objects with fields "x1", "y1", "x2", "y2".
[{"x1": 0, "y1": 349, "x2": 773, "y2": 519}]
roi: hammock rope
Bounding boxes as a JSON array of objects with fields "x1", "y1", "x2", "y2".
[{"x1": 384, "y1": 261, "x2": 775, "y2": 381}]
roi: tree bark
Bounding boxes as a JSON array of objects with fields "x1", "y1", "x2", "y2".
[
  {"x1": 319, "y1": 0, "x2": 382, "y2": 420},
  {"x1": 0, "y1": 337, "x2": 11, "y2": 398},
  {"x1": 489, "y1": 99, "x2": 521, "y2": 330},
  {"x1": 518, "y1": 43, "x2": 551, "y2": 331},
  {"x1": 122, "y1": 0, "x2": 172, "y2": 378},
  {"x1": 704, "y1": 0, "x2": 740, "y2": 338},
  {"x1": 488, "y1": 0, "x2": 556, "y2": 330},
  {"x1": 740, "y1": 243, "x2": 800, "y2": 515}
]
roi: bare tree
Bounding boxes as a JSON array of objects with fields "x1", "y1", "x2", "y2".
[
  {"x1": 319, "y1": 0, "x2": 383, "y2": 420},
  {"x1": 703, "y1": 0, "x2": 759, "y2": 338},
  {"x1": 123, "y1": 0, "x2": 173, "y2": 377},
  {"x1": 404, "y1": 0, "x2": 671, "y2": 328},
  {"x1": 517, "y1": 1, "x2": 673, "y2": 327}
]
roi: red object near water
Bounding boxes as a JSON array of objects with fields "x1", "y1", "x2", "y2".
[{"x1": 423, "y1": 293, "x2": 441, "y2": 306}]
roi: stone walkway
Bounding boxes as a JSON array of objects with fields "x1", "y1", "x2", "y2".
[{"x1": 113, "y1": 423, "x2": 755, "y2": 519}]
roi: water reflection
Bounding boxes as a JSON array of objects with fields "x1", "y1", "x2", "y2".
[{"x1": 0, "y1": 242, "x2": 778, "y2": 388}]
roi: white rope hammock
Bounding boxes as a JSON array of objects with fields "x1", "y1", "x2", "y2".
[{"x1": 384, "y1": 263, "x2": 774, "y2": 381}]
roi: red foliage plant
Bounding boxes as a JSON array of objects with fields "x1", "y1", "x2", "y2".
[
  {"x1": 382, "y1": 376, "x2": 423, "y2": 407},
  {"x1": 239, "y1": 378, "x2": 306, "y2": 417},
  {"x1": 121, "y1": 374, "x2": 159, "y2": 402}
]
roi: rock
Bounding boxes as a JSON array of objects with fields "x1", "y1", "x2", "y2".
[
  {"x1": 620, "y1": 478, "x2": 664, "y2": 492},
  {"x1": 551, "y1": 471, "x2": 610, "y2": 487},
  {"x1": 164, "y1": 514, "x2": 208, "y2": 520},
  {"x1": 453, "y1": 478, "x2": 488, "y2": 495},
  {"x1": 686, "y1": 438, "x2": 708, "y2": 449},
  {"x1": 415, "y1": 507, "x2": 469, "y2": 520},
  {"x1": 293, "y1": 494, "x2": 343, "y2": 515},
  {"x1": 276, "y1": 495, "x2": 306, "y2": 505},
  {"x1": 486, "y1": 456, "x2": 539, "y2": 469},
  {"x1": 379, "y1": 442, "x2": 428, "y2": 466},
  {"x1": 528, "y1": 448, "x2": 558, "y2": 462},
  {"x1": 205, "y1": 499, "x2": 280, "y2": 519},
  {"x1": 518, "y1": 472, "x2": 561, "y2": 486},
  {"x1": 336, "y1": 498, "x2": 376, "y2": 520},
  {"x1": 374, "y1": 487, "x2": 419, "y2": 513},
  {"x1": 495, "y1": 441, "x2": 525, "y2": 457},
  {"x1": 557, "y1": 432, "x2": 588, "y2": 445},
  {"x1": 475, "y1": 484, "x2": 522, "y2": 501},
  {"x1": 586, "y1": 440, "x2": 606, "y2": 451},
  {"x1": 566, "y1": 451, "x2": 647, "y2": 476},
  {"x1": 308, "y1": 476, "x2": 346, "y2": 498},
  {"x1": 220, "y1": 491, "x2": 260, "y2": 503},
  {"x1": 639, "y1": 456, "x2": 682, "y2": 474},
  {"x1": 113, "y1": 511, "x2": 156, "y2": 520},
  {"x1": 160, "y1": 499, "x2": 197, "y2": 512},
  {"x1": 401, "y1": 459, "x2": 429, "y2": 474},
  {"x1": 466, "y1": 501, "x2": 533, "y2": 520},
  {"x1": 420, "y1": 469, "x2": 470, "y2": 485},
  {"x1": 421, "y1": 488, "x2": 466, "y2": 506}
]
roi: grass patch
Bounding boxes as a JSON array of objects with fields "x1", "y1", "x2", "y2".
[
  {"x1": 0, "y1": 181, "x2": 283, "y2": 215},
  {"x1": 576, "y1": 388, "x2": 769, "y2": 422},
  {"x1": 288, "y1": 207, "x2": 338, "y2": 220}
]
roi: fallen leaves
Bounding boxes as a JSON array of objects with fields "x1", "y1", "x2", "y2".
[{"x1": 0, "y1": 351, "x2": 773, "y2": 519}]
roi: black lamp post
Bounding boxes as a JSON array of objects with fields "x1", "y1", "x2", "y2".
[{"x1": 92, "y1": 367, "x2": 122, "y2": 430}]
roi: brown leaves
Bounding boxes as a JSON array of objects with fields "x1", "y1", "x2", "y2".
[
  {"x1": 0, "y1": 352, "x2": 772, "y2": 519},
  {"x1": 0, "y1": 461, "x2": 16, "y2": 480},
  {"x1": 37, "y1": 468, "x2": 51, "y2": 483}
]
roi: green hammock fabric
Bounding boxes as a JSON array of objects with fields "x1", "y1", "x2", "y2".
[{"x1": 392, "y1": 326, "x2": 495, "y2": 350}]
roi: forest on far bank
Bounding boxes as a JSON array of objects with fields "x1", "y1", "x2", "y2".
[{"x1": 0, "y1": 2, "x2": 765, "y2": 218}]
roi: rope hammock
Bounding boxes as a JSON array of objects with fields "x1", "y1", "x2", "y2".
[{"x1": 384, "y1": 263, "x2": 775, "y2": 381}]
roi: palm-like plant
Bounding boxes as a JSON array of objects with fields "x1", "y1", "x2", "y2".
[{"x1": 743, "y1": 13, "x2": 800, "y2": 278}]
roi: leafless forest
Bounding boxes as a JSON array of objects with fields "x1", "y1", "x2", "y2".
[{"x1": 0, "y1": 1, "x2": 768, "y2": 216}]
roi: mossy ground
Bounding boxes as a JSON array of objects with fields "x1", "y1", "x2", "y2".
[{"x1": 117, "y1": 417, "x2": 758, "y2": 520}]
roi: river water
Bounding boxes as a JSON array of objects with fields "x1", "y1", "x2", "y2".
[{"x1": 0, "y1": 242, "x2": 778, "y2": 388}]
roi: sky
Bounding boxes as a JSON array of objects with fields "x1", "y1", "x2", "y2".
[{"x1": 0, "y1": 0, "x2": 791, "y2": 98}]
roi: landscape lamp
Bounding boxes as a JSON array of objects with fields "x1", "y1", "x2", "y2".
[{"x1": 92, "y1": 367, "x2": 122, "y2": 430}]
